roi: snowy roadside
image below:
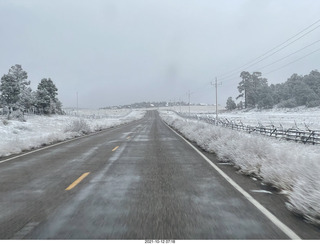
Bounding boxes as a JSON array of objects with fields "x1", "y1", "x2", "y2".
[
  {"x1": 0, "y1": 109, "x2": 146, "y2": 158},
  {"x1": 160, "y1": 110, "x2": 320, "y2": 226},
  {"x1": 171, "y1": 106, "x2": 320, "y2": 131}
]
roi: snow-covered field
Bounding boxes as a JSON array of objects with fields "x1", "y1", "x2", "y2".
[
  {"x1": 166, "y1": 105, "x2": 320, "y2": 131},
  {"x1": 160, "y1": 110, "x2": 320, "y2": 226},
  {"x1": 219, "y1": 107, "x2": 320, "y2": 131},
  {"x1": 63, "y1": 108, "x2": 133, "y2": 118},
  {"x1": 163, "y1": 105, "x2": 224, "y2": 114},
  {"x1": 0, "y1": 109, "x2": 146, "y2": 158}
]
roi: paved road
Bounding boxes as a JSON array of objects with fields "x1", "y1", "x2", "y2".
[{"x1": 0, "y1": 110, "x2": 319, "y2": 239}]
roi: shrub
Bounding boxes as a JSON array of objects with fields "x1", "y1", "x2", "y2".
[
  {"x1": 306, "y1": 100, "x2": 320, "y2": 108},
  {"x1": 278, "y1": 98, "x2": 297, "y2": 108},
  {"x1": 2, "y1": 119, "x2": 9, "y2": 126},
  {"x1": 64, "y1": 119, "x2": 91, "y2": 134}
]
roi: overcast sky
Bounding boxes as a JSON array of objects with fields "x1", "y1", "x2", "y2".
[{"x1": 1, "y1": 0, "x2": 320, "y2": 108}]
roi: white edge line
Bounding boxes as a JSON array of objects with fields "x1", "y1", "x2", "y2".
[
  {"x1": 0, "y1": 126, "x2": 121, "y2": 165},
  {"x1": 163, "y1": 121, "x2": 301, "y2": 240}
]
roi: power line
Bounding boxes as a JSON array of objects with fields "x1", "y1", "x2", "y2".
[
  {"x1": 217, "y1": 45, "x2": 320, "y2": 83},
  {"x1": 242, "y1": 25, "x2": 320, "y2": 69},
  {"x1": 255, "y1": 39, "x2": 320, "y2": 71},
  {"x1": 238, "y1": 21, "x2": 320, "y2": 68},
  {"x1": 218, "y1": 24, "x2": 320, "y2": 81},
  {"x1": 265, "y1": 47, "x2": 320, "y2": 75},
  {"x1": 217, "y1": 18, "x2": 320, "y2": 79},
  {"x1": 218, "y1": 37, "x2": 320, "y2": 83}
]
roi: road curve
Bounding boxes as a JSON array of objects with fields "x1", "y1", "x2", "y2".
[{"x1": 0, "y1": 110, "x2": 318, "y2": 239}]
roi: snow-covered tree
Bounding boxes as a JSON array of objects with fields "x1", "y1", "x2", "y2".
[
  {"x1": 237, "y1": 101, "x2": 243, "y2": 110},
  {"x1": 36, "y1": 78, "x2": 62, "y2": 114},
  {"x1": 0, "y1": 64, "x2": 31, "y2": 118},
  {"x1": 236, "y1": 71, "x2": 252, "y2": 108},
  {"x1": 226, "y1": 97, "x2": 237, "y2": 110},
  {"x1": 19, "y1": 87, "x2": 37, "y2": 113},
  {"x1": 237, "y1": 71, "x2": 271, "y2": 109}
]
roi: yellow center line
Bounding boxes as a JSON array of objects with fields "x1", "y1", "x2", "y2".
[
  {"x1": 65, "y1": 172, "x2": 90, "y2": 191},
  {"x1": 112, "y1": 146, "x2": 119, "y2": 152}
]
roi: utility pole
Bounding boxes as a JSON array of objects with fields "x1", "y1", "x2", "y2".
[
  {"x1": 211, "y1": 77, "x2": 221, "y2": 125},
  {"x1": 187, "y1": 90, "x2": 191, "y2": 117},
  {"x1": 215, "y1": 77, "x2": 218, "y2": 123},
  {"x1": 76, "y1": 92, "x2": 79, "y2": 117}
]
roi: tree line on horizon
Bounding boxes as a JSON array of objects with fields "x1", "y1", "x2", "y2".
[
  {"x1": 226, "y1": 69, "x2": 320, "y2": 110},
  {"x1": 0, "y1": 64, "x2": 63, "y2": 119}
]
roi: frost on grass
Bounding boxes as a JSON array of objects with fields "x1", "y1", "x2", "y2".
[
  {"x1": 0, "y1": 110, "x2": 146, "y2": 158},
  {"x1": 286, "y1": 161, "x2": 320, "y2": 225},
  {"x1": 1, "y1": 119, "x2": 9, "y2": 126},
  {"x1": 160, "y1": 111, "x2": 320, "y2": 226},
  {"x1": 64, "y1": 119, "x2": 91, "y2": 135}
]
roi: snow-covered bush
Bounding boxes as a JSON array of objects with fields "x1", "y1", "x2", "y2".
[
  {"x1": 286, "y1": 161, "x2": 320, "y2": 225},
  {"x1": 2, "y1": 119, "x2": 9, "y2": 126},
  {"x1": 64, "y1": 119, "x2": 91, "y2": 135},
  {"x1": 160, "y1": 111, "x2": 320, "y2": 226}
]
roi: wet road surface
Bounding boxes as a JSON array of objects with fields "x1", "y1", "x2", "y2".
[{"x1": 0, "y1": 110, "x2": 319, "y2": 239}]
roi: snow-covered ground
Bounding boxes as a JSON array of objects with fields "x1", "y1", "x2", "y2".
[
  {"x1": 63, "y1": 108, "x2": 133, "y2": 118},
  {"x1": 219, "y1": 107, "x2": 320, "y2": 131},
  {"x1": 165, "y1": 105, "x2": 320, "y2": 131},
  {"x1": 0, "y1": 109, "x2": 146, "y2": 158},
  {"x1": 160, "y1": 110, "x2": 320, "y2": 226},
  {"x1": 162, "y1": 105, "x2": 224, "y2": 114}
]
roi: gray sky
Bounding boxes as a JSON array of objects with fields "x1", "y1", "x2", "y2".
[{"x1": 1, "y1": 0, "x2": 320, "y2": 108}]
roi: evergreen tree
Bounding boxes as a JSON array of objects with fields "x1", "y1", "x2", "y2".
[
  {"x1": 226, "y1": 97, "x2": 237, "y2": 110},
  {"x1": 0, "y1": 64, "x2": 30, "y2": 118},
  {"x1": 237, "y1": 101, "x2": 244, "y2": 110},
  {"x1": 237, "y1": 71, "x2": 251, "y2": 108},
  {"x1": 276, "y1": 73, "x2": 319, "y2": 108},
  {"x1": 252, "y1": 72, "x2": 269, "y2": 106},
  {"x1": 19, "y1": 87, "x2": 36, "y2": 113},
  {"x1": 235, "y1": 69, "x2": 320, "y2": 109},
  {"x1": 237, "y1": 71, "x2": 271, "y2": 109},
  {"x1": 257, "y1": 85, "x2": 274, "y2": 109},
  {"x1": 36, "y1": 78, "x2": 62, "y2": 114},
  {"x1": 303, "y1": 70, "x2": 320, "y2": 107}
]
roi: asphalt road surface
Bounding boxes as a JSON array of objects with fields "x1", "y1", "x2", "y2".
[{"x1": 0, "y1": 110, "x2": 319, "y2": 239}]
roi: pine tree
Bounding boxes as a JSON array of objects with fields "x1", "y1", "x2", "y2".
[
  {"x1": 0, "y1": 64, "x2": 30, "y2": 119},
  {"x1": 226, "y1": 97, "x2": 237, "y2": 110},
  {"x1": 237, "y1": 71, "x2": 272, "y2": 109},
  {"x1": 237, "y1": 101, "x2": 243, "y2": 110},
  {"x1": 237, "y1": 71, "x2": 250, "y2": 108},
  {"x1": 36, "y1": 78, "x2": 62, "y2": 114},
  {"x1": 19, "y1": 87, "x2": 36, "y2": 113}
]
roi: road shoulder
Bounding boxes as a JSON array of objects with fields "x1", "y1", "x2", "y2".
[{"x1": 162, "y1": 120, "x2": 320, "y2": 239}]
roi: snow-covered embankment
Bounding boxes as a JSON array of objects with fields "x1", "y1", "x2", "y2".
[
  {"x1": 0, "y1": 110, "x2": 146, "y2": 158},
  {"x1": 160, "y1": 111, "x2": 320, "y2": 226}
]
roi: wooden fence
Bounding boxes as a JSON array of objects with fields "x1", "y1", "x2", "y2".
[{"x1": 176, "y1": 112, "x2": 320, "y2": 145}]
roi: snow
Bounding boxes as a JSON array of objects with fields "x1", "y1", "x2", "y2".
[
  {"x1": 250, "y1": 190, "x2": 273, "y2": 194},
  {"x1": 219, "y1": 107, "x2": 320, "y2": 131},
  {"x1": 63, "y1": 108, "x2": 133, "y2": 118},
  {"x1": 165, "y1": 105, "x2": 320, "y2": 131},
  {"x1": 159, "y1": 110, "x2": 320, "y2": 226},
  {"x1": 0, "y1": 109, "x2": 146, "y2": 158}
]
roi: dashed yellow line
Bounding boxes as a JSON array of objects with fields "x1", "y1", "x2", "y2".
[
  {"x1": 112, "y1": 146, "x2": 119, "y2": 152},
  {"x1": 65, "y1": 172, "x2": 90, "y2": 191}
]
